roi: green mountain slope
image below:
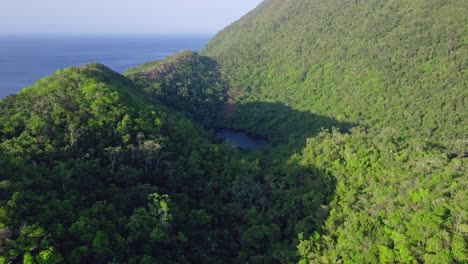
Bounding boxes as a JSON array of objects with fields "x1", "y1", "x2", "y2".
[
  {"x1": 200, "y1": 0, "x2": 468, "y2": 262},
  {"x1": 0, "y1": 64, "x2": 336, "y2": 263},
  {"x1": 0, "y1": 63, "x2": 220, "y2": 263},
  {"x1": 125, "y1": 51, "x2": 226, "y2": 126},
  {"x1": 202, "y1": 0, "x2": 467, "y2": 147}
]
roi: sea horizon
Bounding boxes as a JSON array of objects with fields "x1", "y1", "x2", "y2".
[
  {"x1": 0, "y1": 34, "x2": 213, "y2": 98},
  {"x1": 0, "y1": 32, "x2": 214, "y2": 37}
]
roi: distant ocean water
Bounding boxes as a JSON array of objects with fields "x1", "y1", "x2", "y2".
[{"x1": 0, "y1": 34, "x2": 212, "y2": 98}]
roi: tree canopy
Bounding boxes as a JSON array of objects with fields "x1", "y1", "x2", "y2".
[{"x1": 1, "y1": 0, "x2": 467, "y2": 263}]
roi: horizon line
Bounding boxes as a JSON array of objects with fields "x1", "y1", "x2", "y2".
[{"x1": 0, "y1": 32, "x2": 216, "y2": 36}]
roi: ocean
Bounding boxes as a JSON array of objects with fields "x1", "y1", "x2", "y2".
[{"x1": 0, "y1": 34, "x2": 212, "y2": 98}]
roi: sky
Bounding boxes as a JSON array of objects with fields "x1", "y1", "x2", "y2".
[{"x1": 0, "y1": 0, "x2": 263, "y2": 34}]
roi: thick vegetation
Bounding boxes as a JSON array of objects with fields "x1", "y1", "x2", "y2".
[
  {"x1": 203, "y1": 0, "x2": 467, "y2": 148},
  {"x1": 0, "y1": 64, "x2": 335, "y2": 263},
  {"x1": 125, "y1": 51, "x2": 226, "y2": 127},
  {"x1": 201, "y1": 0, "x2": 467, "y2": 262},
  {"x1": 1, "y1": 0, "x2": 467, "y2": 263},
  {"x1": 297, "y1": 128, "x2": 467, "y2": 263}
]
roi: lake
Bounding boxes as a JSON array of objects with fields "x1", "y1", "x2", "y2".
[
  {"x1": 0, "y1": 34, "x2": 212, "y2": 98},
  {"x1": 216, "y1": 129, "x2": 269, "y2": 151}
]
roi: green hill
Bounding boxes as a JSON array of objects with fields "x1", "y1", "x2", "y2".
[
  {"x1": 200, "y1": 0, "x2": 467, "y2": 262},
  {"x1": 0, "y1": 64, "x2": 335, "y2": 263},
  {"x1": 202, "y1": 0, "x2": 467, "y2": 148},
  {"x1": 0, "y1": 64, "x2": 222, "y2": 263},
  {"x1": 125, "y1": 51, "x2": 226, "y2": 126}
]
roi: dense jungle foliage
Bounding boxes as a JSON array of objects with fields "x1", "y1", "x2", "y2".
[
  {"x1": 203, "y1": 0, "x2": 467, "y2": 149},
  {"x1": 124, "y1": 51, "x2": 226, "y2": 127},
  {"x1": 202, "y1": 0, "x2": 467, "y2": 262},
  {"x1": 1, "y1": 0, "x2": 467, "y2": 263},
  {"x1": 0, "y1": 64, "x2": 336, "y2": 263}
]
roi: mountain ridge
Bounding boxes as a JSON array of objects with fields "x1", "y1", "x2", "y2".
[{"x1": 202, "y1": 0, "x2": 467, "y2": 148}]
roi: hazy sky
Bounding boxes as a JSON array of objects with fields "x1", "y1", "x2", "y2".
[{"x1": 0, "y1": 0, "x2": 263, "y2": 34}]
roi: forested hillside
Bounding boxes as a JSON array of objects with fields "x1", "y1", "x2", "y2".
[
  {"x1": 200, "y1": 0, "x2": 467, "y2": 263},
  {"x1": 0, "y1": 0, "x2": 467, "y2": 263},
  {"x1": 203, "y1": 0, "x2": 467, "y2": 148},
  {"x1": 0, "y1": 64, "x2": 338, "y2": 263},
  {"x1": 125, "y1": 51, "x2": 226, "y2": 126}
]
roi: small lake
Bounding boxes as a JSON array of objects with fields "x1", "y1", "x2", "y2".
[{"x1": 216, "y1": 129, "x2": 269, "y2": 151}]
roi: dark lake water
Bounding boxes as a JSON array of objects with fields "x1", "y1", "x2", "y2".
[
  {"x1": 216, "y1": 129, "x2": 269, "y2": 151},
  {"x1": 0, "y1": 34, "x2": 212, "y2": 98}
]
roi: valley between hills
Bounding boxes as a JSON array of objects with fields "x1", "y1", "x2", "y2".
[{"x1": 1, "y1": 0, "x2": 467, "y2": 263}]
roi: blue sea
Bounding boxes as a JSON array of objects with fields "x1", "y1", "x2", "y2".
[{"x1": 0, "y1": 34, "x2": 212, "y2": 98}]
